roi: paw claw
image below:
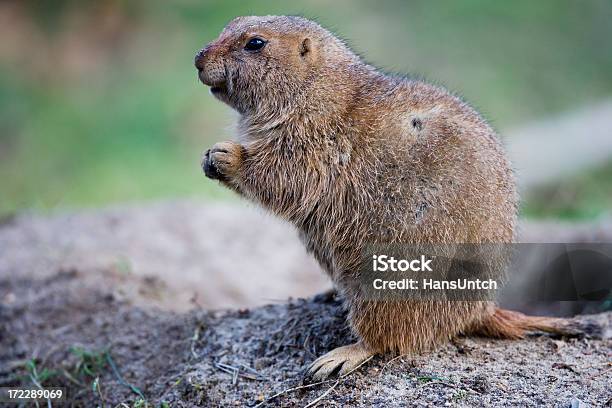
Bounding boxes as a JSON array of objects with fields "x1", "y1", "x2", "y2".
[
  {"x1": 201, "y1": 141, "x2": 242, "y2": 181},
  {"x1": 305, "y1": 342, "x2": 374, "y2": 382}
]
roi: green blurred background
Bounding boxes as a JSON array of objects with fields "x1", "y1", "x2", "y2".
[{"x1": 1, "y1": 0, "x2": 611, "y2": 219}]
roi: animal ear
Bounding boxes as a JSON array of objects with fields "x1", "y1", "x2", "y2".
[{"x1": 299, "y1": 37, "x2": 311, "y2": 57}]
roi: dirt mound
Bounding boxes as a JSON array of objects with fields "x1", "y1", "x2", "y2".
[{"x1": 1, "y1": 269, "x2": 610, "y2": 407}]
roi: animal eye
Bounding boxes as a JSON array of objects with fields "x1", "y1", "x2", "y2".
[{"x1": 244, "y1": 37, "x2": 266, "y2": 51}]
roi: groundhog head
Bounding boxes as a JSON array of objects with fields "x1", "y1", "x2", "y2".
[{"x1": 194, "y1": 16, "x2": 351, "y2": 117}]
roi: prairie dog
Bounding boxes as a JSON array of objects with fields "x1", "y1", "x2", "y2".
[{"x1": 195, "y1": 15, "x2": 565, "y2": 380}]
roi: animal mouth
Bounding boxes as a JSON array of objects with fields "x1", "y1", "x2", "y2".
[{"x1": 197, "y1": 69, "x2": 227, "y2": 95}]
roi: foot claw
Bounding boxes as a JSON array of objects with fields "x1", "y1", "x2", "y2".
[{"x1": 305, "y1": 342, "x2": 373, "y2": 382}]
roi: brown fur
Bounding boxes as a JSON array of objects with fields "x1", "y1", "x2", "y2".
[
  {"x1": 466, "y1": 307, "x2": 568, "y2": 340},
  {"x1": 195, "y1": 16, "x2": 565, "y2": 358}
]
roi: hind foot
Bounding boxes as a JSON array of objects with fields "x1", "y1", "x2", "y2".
[{"x1": 306, "y1": 341, "x2": 374, "y2": 381}]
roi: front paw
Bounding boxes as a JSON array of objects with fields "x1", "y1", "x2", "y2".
[{"x1": 201, "y1": 141, "x2": 243, "y2": 182}]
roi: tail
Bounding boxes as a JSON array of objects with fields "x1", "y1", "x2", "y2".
[{"x1": 467, "y1": 307, "x2": 602, "y2": 340}]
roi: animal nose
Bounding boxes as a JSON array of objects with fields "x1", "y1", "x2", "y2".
[{"x1": 194, "y1": 48, "x2": 206, "y2": 72}]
